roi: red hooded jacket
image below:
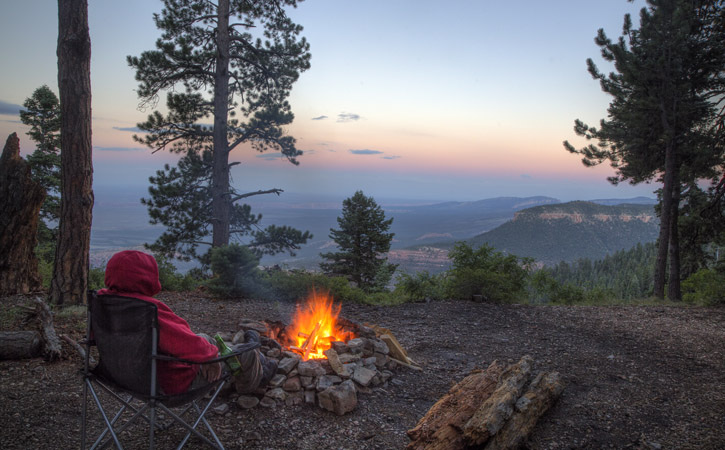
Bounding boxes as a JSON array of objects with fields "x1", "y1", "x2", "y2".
[{"x1": 98, "y1": 250, "x2": 217, "y2": 395}]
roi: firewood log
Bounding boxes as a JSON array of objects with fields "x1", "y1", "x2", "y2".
[
  {"x1": 406, "y1": 360, "x2": 504, "y2": 450},
  {"x1": 407, "y1": 356, "x2": 564, "y2": 450},
  {"x1": 32, "y1": 297, "x2": 62, "y2": 361},
  {"x1": 482, "y1": 371, "x2": 565, "y2": 450}
]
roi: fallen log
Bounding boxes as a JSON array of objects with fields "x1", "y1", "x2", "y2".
[
  {"x1": 407, "y1": 356, "x2": 564, "y2": 450},
  {"x1": 0, "y1": 331, "x2": 42, "y2": 360}
]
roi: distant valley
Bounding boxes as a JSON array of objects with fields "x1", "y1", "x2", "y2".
[{"x1": 89, "y1": 189, "x2": 658, "y2": 273}]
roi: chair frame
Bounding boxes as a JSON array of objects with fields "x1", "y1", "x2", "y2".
[{"x1": 80, "y1": 292, "x2": 259, "y2": 450}]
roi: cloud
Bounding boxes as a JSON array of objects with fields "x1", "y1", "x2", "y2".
[
  {"x1": 520, "y1": 174, "x2": 532, "y2": 179},
  {"x1": 94, "y1": 146, "x2": 145, "y2": 152},
  {"x1": 382, "y1": 155, "x2": 401, "y2": 160},
  {"x1": 349, "y1": 149, "x2": 383, "y2": 155},
  {"x1": 311, "y1": 115, "x2": 328, "y2": 121},
  {"x1": 113, "y1": 126, "x2": 144, "y2": 132},
  {"x1": 256, "y1": 152, "x2": 285, "y2": 160},
  {"x1": 0, "y1": 100, "x2": 22, "y2": 116},
  {"x1": 337, "y1": 113, "x2": 361, "y2": 123}
]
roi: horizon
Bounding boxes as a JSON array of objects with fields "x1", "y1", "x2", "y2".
[{"x1": 0, "y1": 0, "x2": 659, "y2": 203}]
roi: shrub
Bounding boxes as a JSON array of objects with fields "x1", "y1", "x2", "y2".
[
  {"x1": 88, "y1": 267, "x2": 106, "y2": 290},
  {"x1": 206, "y1": 244, "x2": 264, "y2": 298},
  {"x1": 394, "y1": 271, "x2": 446, "y2": 302},
  {"x1": 445, "y1": 242, "x2": 531, "y2": 303},
  {"x1": 156, "y1": 255, "x2": 203, "y2": 292},
  {"x1": 682, "y1": 268, "x2": 725, "y2": 305},
  {"x1": 263, "y1": 269, "x2": 367, "y2": 303}
]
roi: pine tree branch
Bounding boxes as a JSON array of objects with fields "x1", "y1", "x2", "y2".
[{"x1": 230, "y1": 188, "x2": 283, "y2": 203}]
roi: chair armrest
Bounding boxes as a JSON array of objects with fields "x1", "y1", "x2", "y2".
[{"x1": 155, "y1": 341, "x2": 261, "y2": 365}]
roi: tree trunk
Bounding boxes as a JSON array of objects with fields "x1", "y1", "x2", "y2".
[
  {"x1": 654, "y1": 142, "x2": 676, "y2": 300},
  {"x1": 211, "y1": 0, "x2": 231, "y2": 249},
  {"x1": 0, "y1": 133, "x2": 45, "y2": 295},
  {"x1": 52, "y1": 0, "x2": 93, "y2": 306},
  {"x1": 668, "y1": 179, "x2": 682, "y2": 301}
]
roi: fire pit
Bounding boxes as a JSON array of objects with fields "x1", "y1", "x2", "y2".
[{"x1": 221, "y1": 290, "x2": 414, "y2": 415}]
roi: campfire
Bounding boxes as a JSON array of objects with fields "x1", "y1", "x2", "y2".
[
  {"x1": 286, "y1": 290, "x2": 354, "y2": 360},
  {"x1": 227, "y1": 289, "x2": 418, "y2": 415}
]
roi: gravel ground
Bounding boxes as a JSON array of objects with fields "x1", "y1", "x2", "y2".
[{"x1": 1, "y1": 293, "x2": 724, "y2": 449}]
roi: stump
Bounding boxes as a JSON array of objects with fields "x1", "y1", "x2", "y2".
[
  {"x1": 0, "y1": 133, "x2": 45, "y2": 295},
  {"x1": 407, "y1": 356, "x2": 565, "y2": 450}
]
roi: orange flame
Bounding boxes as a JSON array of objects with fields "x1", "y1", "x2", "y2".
[{"x1": 287, "y1": 290, "x2": 353, "y2": 360}]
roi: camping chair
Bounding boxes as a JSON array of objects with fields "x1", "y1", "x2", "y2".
[{"x1": 80, "y1": 291, "x2": 260, "y2": 450}]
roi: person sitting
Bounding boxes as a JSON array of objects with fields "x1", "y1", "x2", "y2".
[{"x1": 98, "y1": 250, "x2": 270, "y2": 395}]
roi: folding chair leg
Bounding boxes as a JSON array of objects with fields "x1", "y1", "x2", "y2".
[
  {"x1": 149, "y1": 400, "x2": 156, "y2": 450},
  {"x1": 81, "y1": 379, "x2": 89, "y2": 449},
  {"x1": 86, "y1": 380, "x2": 124, "y2": 450}
]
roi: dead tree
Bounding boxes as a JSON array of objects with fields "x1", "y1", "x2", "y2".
[{"x1": 0, "y1": 133, "x2": 45, "y2": 295}]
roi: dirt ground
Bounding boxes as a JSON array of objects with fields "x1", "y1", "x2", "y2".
[{"x1": 1, "y1": 293, "x2": 724, "y2": 449}]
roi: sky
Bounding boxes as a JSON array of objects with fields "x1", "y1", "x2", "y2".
[{"x1": 0, "y1": 0, "x2": 658, "y2": 203}]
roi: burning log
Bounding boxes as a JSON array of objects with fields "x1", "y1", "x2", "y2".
[{"x1": 406, "y1": 356, "x2": 564, "y2": 450}]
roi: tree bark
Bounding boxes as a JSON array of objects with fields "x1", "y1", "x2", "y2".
[
  {"x1": 211, "y1": 0, "x2": 232, "y2": 249},
  {"x1": 0, "y1": 133, "x2": 45, "y2": 295},
  {"x1": 51, "y1": 0, "x2": 93, "y2": 306}
]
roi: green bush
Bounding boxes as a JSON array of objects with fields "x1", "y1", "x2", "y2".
[
  {"x1": 445, "y1": 242, "x2": 531, "y2": 303},
  {"x1": 206, "y1": 244, "x2": 264, "y2": 298},
  {"x1": 682, "y1": 268, "x2": 725, "y2": 305},
  {"x1": 156, "y1": 255, "x2": 203, "y2": 292},
  {"x1": 88, "y1": 267, "x2": 106, "y2": 290},
  {"x1": 394, "y1": 271, "x2": 446, "y2": 302}
]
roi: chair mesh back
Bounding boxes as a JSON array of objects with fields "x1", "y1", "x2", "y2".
[{"x1": 90, "y1": 294, "x2": 158, "y2": 395}]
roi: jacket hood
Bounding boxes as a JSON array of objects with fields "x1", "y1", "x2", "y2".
[{"x1": 104, "y1": 250, "x2": 162, "y2": 297}]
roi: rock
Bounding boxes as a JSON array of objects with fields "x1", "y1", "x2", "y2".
[
  {"x1": 237, "y1": 319, "x2": 268, "y2": 335},
  {"x1": 339, "y1": 353, "x2": 361, "y2": 364},
  {"x1": 324, "y1": 348, "x2": 348, "y2": 376},
  {"x1": 268, "y1": 374, "x2": 286, "y2": 388},
  {"x1": 362, "y1": 356, "x2": 377, "y2": 366},
  {"x1": 283, "y1": 351, "x2": 301, "y2": 359},
  {"x1": 331, "y1": 341, "x2": 349, "y2": 354},
  {"x1": 236, "y1": 395, "x2": 260, "y2": 409},
  {"x1": 277, "y1": 357, "x2": 299, "y2": 375},
  {"x1": 285, "y1": 392, "x2": 304, "y2": 406},
  {"x1": 265, "y1": 387, "x2": 287, "y2": 401},
  {"x1": 212, "y1": 403, "x2": 230, "y2": 415},
  {"x1": 259, "y1": 397, "x2": 277, "y2": 408},
  {"x1": 304, "y1": 390, "x2": 317, "y2": 404},
  {"x1": 347, "y1": 338, "x2": 364, "y2": 354},
  {"x1": 298, "y1": 360, "x2": 326, "y2": 377},
  {"x1": 373, "y1": 339, "x2": 389, "y2": 355},
  {"x1": 266, "y1": 348, "x2": 282, "y2": 358},
  {"x1": 352, "y1": 366, "x2": 377, "y2": 387},
  {"x1": 232, "y1": 330, "x2": 246, "y2": 345},
  {"x1": 300, "y1": 376, "x2": 314, "y2": 388},
  {"x1": 283, "y1": 376, "x2": 302, "y2": 392},
  {"x1": 316, "y1": 374, "x2": 342, "y2": 392},
  {"x1": 374, "y1": 352, "x2": 389, "y2": 368},
  {"x1": 318, "y1": 380, "x2": 358, "y2": 415}
]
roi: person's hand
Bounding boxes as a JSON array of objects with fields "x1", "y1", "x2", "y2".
[{"x1": 200, "y1": 362, "x2": 223, "y2": 382}]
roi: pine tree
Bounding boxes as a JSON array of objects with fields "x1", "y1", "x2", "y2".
[
  {"x1": 128, "y1": 0, "x2": 311, "y2": 262},
  {"x1": 564, "y1": 0, "x2": 725, "y2": 300},
  {"x1": 320, "y1": 191, "x2": 397, "y2": 291},
  {"x1": 20, "y1": 85, "x2": 61, "y2": 224}
]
